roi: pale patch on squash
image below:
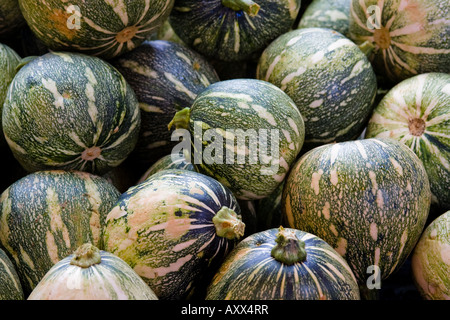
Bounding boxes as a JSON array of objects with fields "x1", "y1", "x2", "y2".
[
  {"x1": 311, "y1": 169, "x2": 324, "y2": 195},
  {"x1": 45, "y1": 231, "x2": 60, "y2": 265}
]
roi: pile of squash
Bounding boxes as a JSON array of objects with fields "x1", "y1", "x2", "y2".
[{"x1": 0, "y1": 0, "x2": 448, "y2": 301}]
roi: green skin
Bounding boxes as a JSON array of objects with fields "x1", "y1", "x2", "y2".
[
  {"x1": 0, "y1": 170, "x2": 121, "y2": 295},
  {"x1": 282, "y1": 138, "x2": 431, "y2": 298},
  {"x1": 0, "y1": 0, "x2": 25, "y2": 37},
  {"x1": 348, "y1": 0, "x2": 450, "y2": 85},
  {"x1": 366, "y1": 73, "x2": 450, "y2": 211},
  {"x1": 298, "y1": 0, "x2": 352, "y2": 38},
  {"x1": 206, "y1": 227, "x2": 360, "y2": 300},
  {"x1": 174, "y1": 78, "x2": 305, "y2": 201},
  {"x1": 0, "y1": 248, "x2": 24, "y2": 300},
  {"x1": 257, "y1": 28, "x2": 377, "y2": 149},
  {"x1": 412, "y1": 210, "x2": 450, "y2": 300},
  {"x1": 18, "y1": 0, "x2": 174, "y2": 59},
  {"x1": 3, "y1": 51, "x2": 141, "y2": 176},
  {"x1": 111, "y1": 40, "x2": 219, "y2": 167},
  {"x1": 169, "y1": 0, "x2": 301, "y2": 62}
]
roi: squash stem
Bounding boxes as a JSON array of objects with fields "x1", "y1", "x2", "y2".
[
  {"x1": 271, "y1": 226, "x2": 307, "y2": 265},
  {"x1": 168, "y1": 107, "x2": 191, "y2": 131},
  {"x1": 358, "y1": 41, "x2": 375, "y2": 57},
  {"x1": 70, "y1": 243, "x2": 101, "y2": 268},
  {"x1": 213, "y1": 206, "x2": 245, "y2": 240},
  {"x1": 222, "y1": 0, "x2": 260, "y2": 17}
]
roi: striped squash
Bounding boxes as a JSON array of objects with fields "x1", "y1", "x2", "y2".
[
  {"x1": 298, "y1": 0, "x2": 352, "y2": 38},
  {"x1": 348, "y1": 0, "x2": 450, "y2": 84},
  {"x1": 206, "y1": 227, "x2": 360, "y2": 300},
  {"x1": 2, "y1": 51, "x2": 141, "y2": 176},
  {"x1": 0, "y1": 0, "x2": 25, "y2": 37},
  {"x1": 365, "y1": 73, "x2": 450, "y2": 210},
  {"x1": 111, "y1": 40, "x2": 219, "y2": 167},
  {"x1": 28, "y1": 243, "x2": 158, "y2": 300},
  {"x1": 0, "y1": 248, "x2": 24, "y2": 300},
  {"x1": 169, "y1": 0, "x2": 301, "y2": 62},
  {"x1": 137, "y1": 153, "x2": 196, "y2": 184},
  {"x1": 257, "y1": 28, "x2": 378, "y2": 149},
  {"x1": 169, "y1": 78, "x2": 305, "y2": 201},
  {"x1": 18, "y1": 0, "x2": 174, "y2": 59},
  {"x1": 411, "y1": 210, "x2": 450, "y2": 300},
  {"x1": 0, "y1": 43, "x2": 21, "y2": 146},
  {"x1": 282, "y1": 138, "x2": 431, "y2": 299},
  {"x1": 0, "y1": 170, "x2": 121, "y2": 295},
  {"x1": 103, "y1": 169, "x2": 245, "y2": 300}
]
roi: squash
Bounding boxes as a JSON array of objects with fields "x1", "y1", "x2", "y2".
[
  {"x1": 282, "y1": 138, "x2": 431, "y2": 299},
  {"x1": 0, "y1": 248, "x2": 24, "y2": 300},
  {"x1": 137, "y1": 153, "x2": 196, "y2": 184},
  {"x1": 206, "y1": 226, "x2": 360, "y2": 300},
  {"x1": 103, "y1": 169, "x2": 245, "y2": 300},
  {"x1": 28, "y1": 243, "x2": 158, "y2": 300}
]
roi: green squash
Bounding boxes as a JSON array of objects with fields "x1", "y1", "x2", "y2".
[
  {"x1": 28, "y1": 243, "x2": 158, "y2": 300},
  {"x1": 169, "y1": 0, "x2": 301, "y2": 62},
  {"x1": 0, "y1": 248, "x2": 24, "y2": 300},
  {"x1": 365, "y1": 73, "x2": 450, "y2": 210},
  {"x1": 298, "y1": 0, "x2": 352, "y2": 38},
  {"x1": 18, "y1": 0, "x2": 174, "y2": 59},
  {"x1": 0, "y1": 170, "x2": 121, "y2": 294},
  {"x1": 412, "y1": 210, "x2": 450, "y2": 300},
  {"x1": 348, "y1": 0, "x2": 450, "y2": 84},
  {"x1": 111, "y1": 40, "x2": 219, "y2": 167},
  {"x1": 257, "y1": 28, "x2": 377, "y2": 149},
  {"x1": 169, "y1": 78, "x2": 305, "y2": 200},
  {"x1": 206, "y1": 227, "x2": 360, "y2": 300},
  {"x1": 282, "y1": 138, "x2": 431, "y2": 299},
  {"x1": 103, "y1": 169, "x2": 245, "y2": 300},
  {"x1": 2, "y1": 51, "x2": 141, "y2": 175}
]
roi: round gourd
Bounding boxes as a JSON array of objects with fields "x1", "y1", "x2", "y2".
[
  {"x1": 2, "y1": 51, "x2": 141, "y2": 175},
  {"x1": 0, "y1": 170, "x2": 121, "y2": 294},
  {"x1": 365, "y1": 73, "x2": 450, "y2": 210},
  {"x1": 206, "y1": 227, "x2": 360, "y2": 300},
  {"x1": 103, "y1": 169, "x2": 245, "y2": 300},
  {"x1": 169, "y1": 78, "x2": 305, "y2": 201},
  {"x1": 28, "y1": 243, "x2": 158, "y2": 300},
  {"x1": 169, "y1": 0, "x2": 301, "y2": 62},
  {"x1": 111, "y1": 40, "x2": 219, "y2": 166},
  {"x1": 348, "y1": 0, "x2": 450, "y2": 84},
  {"x1": 257, "y1": 28, "x2": 377, "y2": 149},
  {"x1": 18, "y1": 0, "x2": 174, "y2": 59},
  {"x1": 137, "y1": 153, "x2": 196, "y2": 184},
  {"x1": 298, "y1": 0, "x2": 352, "y2": 38},
  {"x1": 0, "y1": 248, "x2": 24, "y2": 300},
  {"x1": 412, "y1": 211, "x2": 450, "y2": 300},
  {"x1": 0, "y1": 0, "x2": 25, "y2": 37},
  {"x1": 282, "y1": 138, "x2": 431, "y2": 298}
]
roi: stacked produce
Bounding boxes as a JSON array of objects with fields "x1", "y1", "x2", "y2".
[{"x1": 0, "y1": 0, "x2": 448, "y2": 301}]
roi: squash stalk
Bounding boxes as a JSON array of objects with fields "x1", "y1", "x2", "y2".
[
  {"x1": 358, "y1": 41, "x2": 375, "y2": 57},
  {"x1": 70, "y1": 243, "x2": 101, "y2": 268},
  {"x1": 222, "y1": 0, "x2": 260, "y2": 17},
  {"x1": 271, "y1": 226, "x2": 307, "y2": 265},
  {"x1": 168, "y1": 107, "x2": 191, "y2": 130},
  {"x1": 213, "y1": 206, "x2": 245, "y2": 240}
]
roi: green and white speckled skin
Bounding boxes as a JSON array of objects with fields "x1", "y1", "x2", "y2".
[
  {"x1": 412, "y1": 210, "x2": 450, "y2": 300},
  {"x1": 298, "y1": 0, "x2": 352, "y2": 38},
  {"x1": 28, "y1": 246, "x2": 158, "y2": 300},
  {"x1": 103, "y1": 169, "x2": 243, "y2": 300},
  {"x1": 257, "y1": 28, "x2": 377, "y2": 149},
  {"x1": 282, "y1": 138, "x2": 431, "y2": 295},
  {"x1": 206, "y1": 227, "x2": 360, "y2": 300},
  {"x1": 0, "y1": 248, "x2": 24, "y2": 300},
  {"x1": 111, "y1": 40, "x2": 219, "y2": 166},
  {"x1": 18, "y1": 0, "x2": 174, "y2": 59},
  {"x1": 349, "y1": 0, "x2": 450, "y2": 84},
  {"x1": 0, "y1": 170, "x2": 121, "y2": 295},
  {"x1": 3, "y1": 52, "x2": 141, "y2": 175},
  {"x1": 185, "y1": 78, "x2": 305, "y2": 201},
  {"x1": 169, "y1": 0, "x2": 301, "y2": 61},
  {"x1": 0, "y1": 0, "x2": 25, "y2": 37},
  {"x1": 366, "y1": 73, "x2": 450, "y2": 210}
]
